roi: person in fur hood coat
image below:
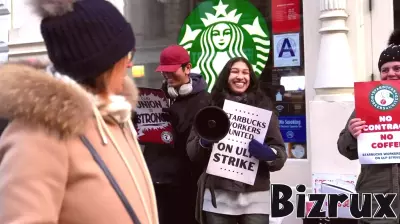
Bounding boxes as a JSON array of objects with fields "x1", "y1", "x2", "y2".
[{"x1": 0, "y1": 0, "x2": 158, "y2": 224}]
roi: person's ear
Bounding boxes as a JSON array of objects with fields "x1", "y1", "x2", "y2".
[{"x1": 184, "y1": 63, "x2": 192, "y2": 75}]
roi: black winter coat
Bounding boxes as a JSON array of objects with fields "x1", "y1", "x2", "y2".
[
  {"x1": 142, "y1": 73, "x2": 211, "y2": 185},
  {"x1": 186, "y1": 92, "x2": 287, "y2": 224}
]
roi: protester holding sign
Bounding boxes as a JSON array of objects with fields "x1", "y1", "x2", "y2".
[
  {"x1": 140, "y1": 45, "x2": 210, "y2": 224},
  {"x1": 338, "y1": 30, "x2": 400, "y2": 224},
  {"x1": 187, "y1": 57, "x2": 287, "y2": 224}
]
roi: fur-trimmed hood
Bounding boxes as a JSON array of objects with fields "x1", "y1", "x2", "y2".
[{"x1": 0, "y1": 63, "x2": 139, "y2": 139}]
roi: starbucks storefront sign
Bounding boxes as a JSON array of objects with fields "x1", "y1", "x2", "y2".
[{"x1": 178, "y1": 0, "x2": 270, "y2": 92}]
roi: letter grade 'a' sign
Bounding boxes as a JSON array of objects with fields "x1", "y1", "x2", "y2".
[{"x1": 178, "y1": 0, "x2": 270, "y2": 92}]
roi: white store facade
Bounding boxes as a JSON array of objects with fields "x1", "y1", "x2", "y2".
[{"x1": 0, "y1": 0, "x2": 399, "y2": 223}]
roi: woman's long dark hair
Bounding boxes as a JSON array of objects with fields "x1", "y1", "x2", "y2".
[{"x1": 210, "y1": 57, "x2": 274, "y2": 110}]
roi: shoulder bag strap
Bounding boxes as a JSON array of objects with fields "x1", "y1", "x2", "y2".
[{"x1": 80, "y1": 135, "x2": 141, "y2": 224}]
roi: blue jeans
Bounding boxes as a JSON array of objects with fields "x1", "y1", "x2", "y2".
[{"x1": 205, "y1": 212, "x2": 269, "y2": 224}]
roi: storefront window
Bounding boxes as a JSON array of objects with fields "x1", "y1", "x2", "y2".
[
  {"x1": 126, "y1": 0, "x2": 306, "y2": 159},
  {"x1": 395, "y1": 0, "x2": 400, "y2": 29}
]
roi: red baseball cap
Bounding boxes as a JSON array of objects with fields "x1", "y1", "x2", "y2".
[{"x1": 156, "y1": 45, "x2": 191, "y2": 72}]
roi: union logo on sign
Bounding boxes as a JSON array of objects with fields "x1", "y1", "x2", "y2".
[
  {"x1": 178, "y1": 0, "x2": 270, "y2": 92},
  {"x1": 369, "y1": 85, "x2": 399, "y2": 111},
  {"x1": 161, "y1": 131, "x2": 173, "y2": 144}
]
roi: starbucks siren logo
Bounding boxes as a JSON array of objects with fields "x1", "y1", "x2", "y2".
[
  {"x1": 370, "y1": 85, "x2": 399, "y2": 110},
  {"x1": 178, "y1": 0, "x2": 270, "y2": 92}
]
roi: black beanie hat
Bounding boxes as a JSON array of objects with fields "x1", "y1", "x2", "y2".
[
  {"x1": 378, "y1": 30, "x2": 400, "y2": 71},
  {"x1": 31, "y1": 0, "x2": 135, "y2": 81}
]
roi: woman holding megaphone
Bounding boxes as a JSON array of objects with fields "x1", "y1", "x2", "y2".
[{"x1": 186, "y1": 57, "x2": 287, "y2": 224}]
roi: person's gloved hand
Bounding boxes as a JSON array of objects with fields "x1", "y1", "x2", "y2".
[
  {"x1": 248, "y1": 139, "x2": 277, "y2": 161},
  {"x1": 199, "y1": 138, "x2": 213, "y2": 148}
]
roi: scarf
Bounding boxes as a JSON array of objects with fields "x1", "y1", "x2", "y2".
[
  {"x1": 94, "y1": 95, "x2": 132, "y2": 124},
  {"x1": 224, "y1": 92, "x2": 248, "y2": 104}
]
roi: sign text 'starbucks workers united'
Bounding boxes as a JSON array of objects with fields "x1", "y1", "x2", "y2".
[{"x1": 178, "y1": 0, "x2": 270, "y2": 92}]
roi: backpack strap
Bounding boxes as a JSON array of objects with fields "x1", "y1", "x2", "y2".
[{"x1": 80, "y1": 135, "x2": 141, "y2": 224}]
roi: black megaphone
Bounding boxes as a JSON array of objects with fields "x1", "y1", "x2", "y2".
[{"x1": 193, "y1": 106, "x2": 230, "y2": 142}]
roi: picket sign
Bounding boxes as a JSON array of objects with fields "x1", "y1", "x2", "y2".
[{"x1": 206, "y1": 100, "x2": 272, "y2": 185}]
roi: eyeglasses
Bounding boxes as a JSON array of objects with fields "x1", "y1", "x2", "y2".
[
  {"x1": 160, "y1": 63, "x2": 189, "y2": 75},
  {"x1": 126, "y1": 49, "x2": 135, "y2": 69},
  {"x1": 128, "y1": 49, "x2": 136, "y2": 62}
]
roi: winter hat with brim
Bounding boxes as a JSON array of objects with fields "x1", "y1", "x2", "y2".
[
  {"x1": 30, "y1": 0, "x2": 135, "y2": 82},
  {"x1": 379, "y1": 30, "x2": 400, "y2": 71}
]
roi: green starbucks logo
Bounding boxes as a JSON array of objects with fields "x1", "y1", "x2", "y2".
[
  {"x1": 178, "y1": 0, "x2": 270, "y2": 92},
  {"x1": 370, "y1": 85, "x2": 399, "y2": 111}
]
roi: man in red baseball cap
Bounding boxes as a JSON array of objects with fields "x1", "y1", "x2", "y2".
[
  {"x1": 141, "y1": 45, "x2": 210, "y2": 224},
  {"x1": 156, "y1": 45, "x2": 192, "y2": 90}
]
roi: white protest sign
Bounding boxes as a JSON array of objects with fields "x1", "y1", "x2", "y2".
[
  {"x1": 206, "y1": 100, "x2": 272, "y2": 185},
  {"x1": 312, "y1": 173, "x2": 357, "y2": 194},
  {"x1": 309, "y1": 173, "x2": 357, "y2": 218}
]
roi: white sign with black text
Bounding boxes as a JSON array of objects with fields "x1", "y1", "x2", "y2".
[{"x1": 206, "y1": 100, "x2": 272, "y2": 185}]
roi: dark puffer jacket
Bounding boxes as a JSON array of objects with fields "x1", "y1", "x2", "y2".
[
  {"x1": 142, "y1": 73, "x2": 211, "y2": 185},
  {"x1": 186, "y1": 95, "x2": 287, "y2": 224},
  {"x1": 338, "y1": 110, "x2": 400, "y2": 224}
]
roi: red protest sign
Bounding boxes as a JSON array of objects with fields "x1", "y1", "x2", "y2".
[
  {"x1": 134, "y1": 88, "x2": 174, "y2": 145},
  {"x1": 354, "y1": 81, "x2": 400, "y2": 164}
]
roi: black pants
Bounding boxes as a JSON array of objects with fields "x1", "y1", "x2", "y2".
[
  {"x1": 154, "y1": 183, "x2": 198, "y2": 224},
  {"x1": 205, "y1": 211, "x2": 269, "y2": 224}
]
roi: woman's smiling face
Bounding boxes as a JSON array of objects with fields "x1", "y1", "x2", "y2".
[{"x1": 228, "y1": 61, "x2": 250, "y2": 94}]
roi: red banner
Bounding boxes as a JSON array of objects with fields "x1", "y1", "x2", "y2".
[
  {"x1": 271, "y1": 0, "x2": 301, "y2": 34},
  {"x1": 135, "y1": 88, "x2": 174, "y2": 145},
  {"x1": 354, "y1": 81, "x2": 400, "y2": 164}
]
